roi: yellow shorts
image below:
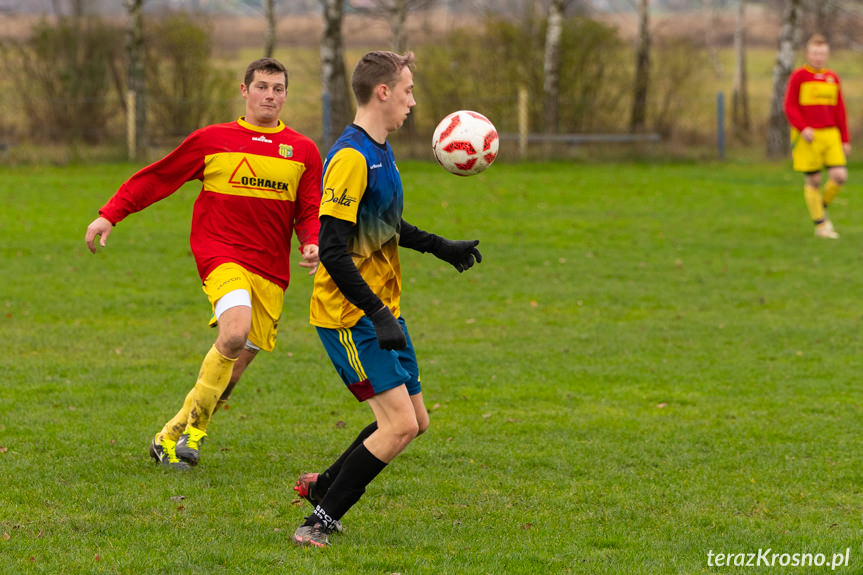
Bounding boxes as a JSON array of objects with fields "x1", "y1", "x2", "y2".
[
  {"x1": 791, "y1": 127, "x2": 846, "y2": 173},
  {"x1": 202, "y1": 263, "x2": 284, "y2": 352}
]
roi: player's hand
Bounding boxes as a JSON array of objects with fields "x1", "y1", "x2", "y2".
[
  {"x1": 369, "y1": 306, "x2": 406, "y2": 350},
  {"x1": 433, "y1": 238, "x2": 482, "y2": 272},
  {"x1": 299, "y1": 243, "x2": 319, "y2": 275},
  {"x1": 801, "y1": 127, "x2": 815, "y2": 143},
  {"x1": 843, "y1": 142, "x2": 852, "y2": 156},
  {"x1": 85, "y1": 216, "x2": 113, "y2": 254}
]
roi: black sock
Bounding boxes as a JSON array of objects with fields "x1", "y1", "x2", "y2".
[
  {"x1": 305, "y1": 443, "x2": 386, "y2": 529},
  {"x1": 316, "y1": 421, "x2": 378, "y2": 494}
]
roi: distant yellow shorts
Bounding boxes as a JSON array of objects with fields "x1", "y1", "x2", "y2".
[
  {"x1": 791, "y1": 127, "x2": 846, "y2": 173},
  {"x1": 202, "y1": 263, "x2": 284, "y2": 352}
]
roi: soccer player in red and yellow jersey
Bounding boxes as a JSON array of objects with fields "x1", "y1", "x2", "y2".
[
  {"x1": 784, "y1": 34, "x2": 851, "y2": 239},
  {"x1": 84, "y1": 58, "x2": 322, "y2": 469}
]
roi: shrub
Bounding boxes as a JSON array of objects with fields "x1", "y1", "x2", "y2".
[
  {"x1": 145, "y1": 13, "x2": 237, "y2": 141},
  {"x1": 7, "y1": 18, "x2": 124, "y2": 144}
]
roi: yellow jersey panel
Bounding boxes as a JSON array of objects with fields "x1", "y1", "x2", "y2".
[
  {"x1": 203, "y1": 152, "x2": 305, "y2": 201},
  {"x1": 798, "y1": 81, "x2": 839, "y2": 107}
]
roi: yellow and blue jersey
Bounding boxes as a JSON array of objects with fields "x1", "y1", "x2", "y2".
[{"x1": 310, "y1": 124, "x2": 404, "y2": 328}]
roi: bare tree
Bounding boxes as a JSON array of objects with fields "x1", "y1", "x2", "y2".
[
  {"x1": 264, "y1": 0, "x2": 276, "y2": 57},
  {"x1": 705, "y1": 0, "x2": 724, "y2": 77},
  {"x1": 543, "y1": 0, "x2": 565, "y2": 135},
  {"x1": 351, "y1": 0, "x2": 435, "y2": 52},
  {"x1": 732, "y1": 0, "x2": 750, "y2": 139},
  {"x1": 321, "y1": 0, "x2": 353, "y2": 150},
  {"x1": 126, "y1": 0, "x2": 146, "y2": 161},
  {"x1": 766, "y1": 0, "x2": 801, "y2": 159},
  {"x1": 630, "y1": 0, "x2": 650, "y2": 132}
]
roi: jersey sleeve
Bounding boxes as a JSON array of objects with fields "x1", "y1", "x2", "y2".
[
  {"x1": 784, "y1": 70, "x2": 807, "y2": 132},
  {"x1": 836, "y1": 79, "x2": 850, "y2": 143},
  {"x1": 320, "y1": 147, "x2": 367, "y2": 223},
  {"x1": 99, "y1": 131, "x2": 206, "y2": 224},
  {"x1": 293, "y1": 141, "x2": 323, "y2": 250}
]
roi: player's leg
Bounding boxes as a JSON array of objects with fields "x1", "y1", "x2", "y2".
[
  {"x1": 293, "y1": 319, "x2": 422, "y2": 546},
  {"x1": 293, "y1": 386, "x2": 417, "y2": 547},
  {"x1": 176, "y1": 269, "x2": 283, "y2": 465},
  {"x1": 792, "y1": 128, "x2": 833, "y2": 236},
  {"x1": 168, "y1": 304, "x2": 248, "y2": 466},
  {"x1": 803, "y1": 171, "x2": 826, "y2": 225},
  {"x1": 822, "y1": 127, "x2": 848, "y2": 211},
  {"x1": 215, "y1": 345, "x2": 259, "y2": 412},
  {"x1": 294, "y1": 317, "x2": 424, "y2": 500},
  {"x1": 151, "y1": 265, "x2": 252, "y2": 468},
  {"x1": 823, "y1": 165, "x2": 847, "y2": 209}
]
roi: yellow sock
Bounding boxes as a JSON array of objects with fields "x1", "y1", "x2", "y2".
[
  {"x1": 804, "y1": 185, "x2": 825, "y2": 222},
  {"x1": 158, "y1": 388, "x2": 196, "y2": 442},
  {"x1": 184, "y1": 345, "x2": 237, "y2": 434},
  {"x1": 823, "y1": 179, "x2": 842, "y2": 207}
]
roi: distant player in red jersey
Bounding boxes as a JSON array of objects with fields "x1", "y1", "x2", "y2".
[
  {"x1": 784, "y1": 34, "x2": 851, "y2": 239},
  {"x1": 85, "y1": 58, "x2": 322, "y2": 469}
]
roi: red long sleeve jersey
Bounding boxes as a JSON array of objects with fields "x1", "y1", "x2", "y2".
[
  {"x1": 784, "y1": 65, "x2": 849, "y2": 143},
  {"x1": 99, "y1": 118, "x2": 322, "y2": 289}
]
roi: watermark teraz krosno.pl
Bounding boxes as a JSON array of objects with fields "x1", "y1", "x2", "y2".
[{"x1": 707, "y1": 548, "x2": 851, "y2": 570}]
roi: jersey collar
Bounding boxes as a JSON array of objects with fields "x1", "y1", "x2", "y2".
[
  {"x1": 238, "y1": 117, "x2": 285, "y2": 133},
  {"x1": 804, "y1": 65, "x2": 827, "y2": 74}
]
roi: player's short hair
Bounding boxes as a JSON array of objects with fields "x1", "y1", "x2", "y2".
[
  {"x1": 351, "y1": 51, "x2": 415, "y2": 105},
  {"x1": 244, "y1": 58, "x2": 288, "y2": 88},
  {"x1": 807, "y1": 34, "x2": 829, "y2": 49}
]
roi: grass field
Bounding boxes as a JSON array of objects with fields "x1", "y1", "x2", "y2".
[{"x1": 3, "y1": 158, "x2": 863, "y2": 574}]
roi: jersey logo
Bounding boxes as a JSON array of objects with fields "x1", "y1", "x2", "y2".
[
  {"x1": 228, "y1": 157, "x2": 291, "y2": 193},
  {"x1": 279, "y1": 143, "x2": 293, "y2": 158},
  {"x1": 322, "y1": 186, "x2": 357, "y2": 207}
]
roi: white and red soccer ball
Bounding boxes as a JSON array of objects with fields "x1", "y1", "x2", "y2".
[{"x1": 432, "y1": 110, "x2": 498, "y2": 176}]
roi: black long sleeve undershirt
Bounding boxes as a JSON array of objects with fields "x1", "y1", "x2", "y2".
[
  {"x1": 398, "y1": 219, "x2": 442, "y2": 254},
  {"x1": 318, "y1": 215, "x2": 440, "y2": 317},
  {"x1": 318, "y1": 215, "x2": 384, "y2": 316}
]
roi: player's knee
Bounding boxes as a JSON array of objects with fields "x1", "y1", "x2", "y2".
[
  {"x1": 416, "y1": 417, "x2": 429, "y2": 436},
  {"x1": 217, "y1": 331, "x2": 248, "y2": 357},
  {"x1": 391, "y1": 420, "x2": 419, "y2": 448},
  {"x1": 415, "y1": 410, "x2": 429, "y2": 436},
  {"x1": 832, "y1": 173, "x2": 848, "y2": 185}
]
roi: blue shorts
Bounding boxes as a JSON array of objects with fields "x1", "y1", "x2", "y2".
[{"x1": 316, "y1": 316, "x2": 421, "y2": 401}]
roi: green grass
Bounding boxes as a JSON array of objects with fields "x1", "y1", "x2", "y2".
[{"x1": 3, "y1": 158, "x2": 863, "y2": 574}]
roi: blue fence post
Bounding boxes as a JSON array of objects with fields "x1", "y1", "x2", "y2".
[{"x1": 717, "y1": 92, "x2": 725, "y2": 160}]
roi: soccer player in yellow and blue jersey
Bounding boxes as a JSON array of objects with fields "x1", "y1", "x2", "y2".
[
  {"x1": 290, "y1": 51, "x2": 483, "y2": 547},
  {"x1": 784, "y1": 34, "x2": 851, "y2": 238}
]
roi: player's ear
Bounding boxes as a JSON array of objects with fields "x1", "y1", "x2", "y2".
[{"x1": 376, "y1": 83, "x2": 390, "y2": 102}]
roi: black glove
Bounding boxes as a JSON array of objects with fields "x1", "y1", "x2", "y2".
[
  {"x1": 433, "y1": 238, "x2": 482, "y2": 272},
  {"x1": 369, "y1": 306, "x2": 407, "y2": 350}
]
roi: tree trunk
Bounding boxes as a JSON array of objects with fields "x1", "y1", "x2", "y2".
[
  {"x1": 390, "y1": 0, "x2": 407, "y2": 53},
  {"x1": 629, "y1": 0, "x2": 650, "y2": 132},
  {"x1": 321, "y1": 0, "x2": 353, "y2": 151},
  {"x1": 543, "y1": 0, "x2": 564, "y2": 135},
  {"x1": 705, "y1": 0, "x2": 723, "y2": 77},
  {"x1": 732, "y1": 0, "x2": 750, "y2": 139},
  {"x1": 126, "y1": 0, "x2": 146, "y2": 161},
  {"x1": 264, "y1": 0, "x2": 275, "y2": 58},
  {"x1": 766, "y1": 0, "x2": 800, "y2": 159}
]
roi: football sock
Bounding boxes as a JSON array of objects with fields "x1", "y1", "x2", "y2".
[
  {"x1": 804, "y1": 185, "x2": 825, "y2": 223},
  {"x1": 304, "y1": 443, "x2": 387, "y2": 529},
  {"x1": 186, "y1": 345, "x2": 237, "y2": 433},
  {"x1": 158, "y1": 388, "x2": 196, "y2": 442},
  {"x1": 823, "y1": 179, "x2": 841, "y2": 207},
  {"x1": 316, "y1": 421, "x2": 379, "y2": 494}
]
